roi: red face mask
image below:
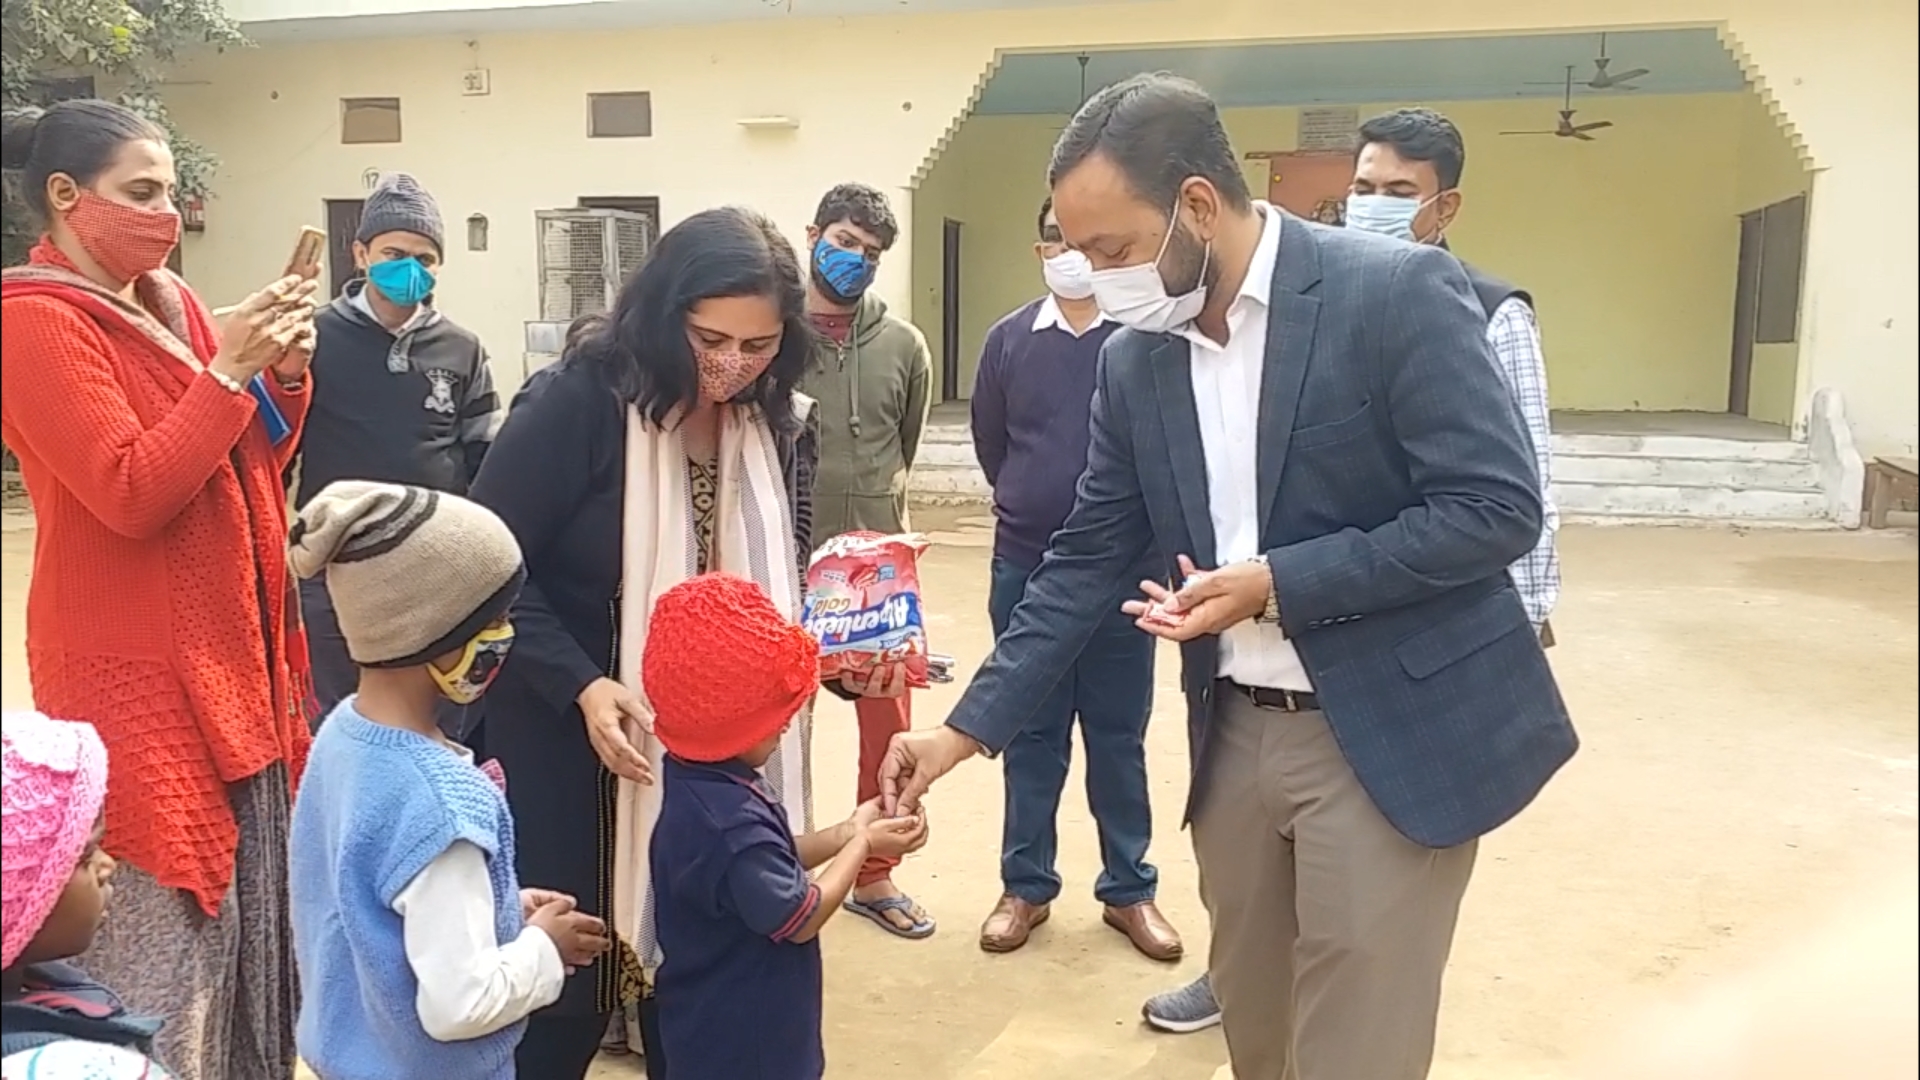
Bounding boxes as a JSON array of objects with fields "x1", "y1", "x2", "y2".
[
  {"x1": 63, "y1": 190, "x2": 181, "y2": 284},
  {"x1": 696, "y1": 349, "x2": 772, "y2": 404}
]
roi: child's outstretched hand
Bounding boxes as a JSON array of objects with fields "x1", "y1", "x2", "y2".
[
  {"x1": 527, "y1": 892, "x2": 612, "y2": 969},
  {"x1": 866, "y1": 809, "x2": 930, "y2": 859},
  {"x1": 849, "y1": 797, "x2": 886, "y2": 833}
]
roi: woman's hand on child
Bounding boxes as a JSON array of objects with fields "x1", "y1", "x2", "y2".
[
  {"x1": 577, "y1": 676, "x2": 655, "y2": 784},
  {"x1": 527, "y1": 892, "x2": 612, "y2": 969},
  {"x1": 865, "y1": 810, "x2": 930, "y2": 859}
]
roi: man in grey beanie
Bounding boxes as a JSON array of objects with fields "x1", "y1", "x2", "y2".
[{"x1": 295, "y1": 172, "x2": 501, "y2": 738}]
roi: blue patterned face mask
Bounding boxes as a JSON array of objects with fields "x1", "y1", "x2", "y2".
[
  {"x1": 367, "y1": 255, "x2": 435, "y2": 307},
  {"x1": 812, "y1": 238, "x2": 875, "y2": 304}
]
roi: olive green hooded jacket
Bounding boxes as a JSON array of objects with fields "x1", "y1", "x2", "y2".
[{"x1": 798, "y1": 291, "x2": 933, "y2": 543}]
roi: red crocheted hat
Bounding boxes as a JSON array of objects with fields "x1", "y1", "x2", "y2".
[{"x1": 643, "y1": 574, "x2": 820, "y2": 763}]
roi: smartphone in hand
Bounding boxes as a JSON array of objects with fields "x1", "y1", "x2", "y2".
[{"x1": 285, "y1": 226, "x2": 326, "y2": 283}]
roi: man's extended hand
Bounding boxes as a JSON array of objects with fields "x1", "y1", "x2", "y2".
[
  {"x1": 1121, "y1": 554, "x2": 1275, "y2": 641},
  {"x1": 877, "y1": 725, "x2": 981, "y2": 815}
]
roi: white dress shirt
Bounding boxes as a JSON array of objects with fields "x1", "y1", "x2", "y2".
[
  {"x1": 389, "y1": 742, "x2": 566, "y2": 1043},
  {"x1": 1031, "y1": 293, "x2": 1113, "y2": 338},
  {"x1": 1178, "y1": 204, "x2": 1313, "y2": 692}
]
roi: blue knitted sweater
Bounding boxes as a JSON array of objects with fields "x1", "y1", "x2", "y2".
[{"x1": 290, "y1": 701, "x2": 524, "y2": 1080}]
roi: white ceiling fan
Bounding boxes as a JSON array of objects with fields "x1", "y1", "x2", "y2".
[
  {"x1": 1530, "y1": 32, "x2": 1652, "y2": 92},
  {"x1": 1501, "y1": 67, "x2": 1616, "y2": 142}
]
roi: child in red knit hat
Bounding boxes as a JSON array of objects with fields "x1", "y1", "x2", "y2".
[{"x1": 644, "y1": 573, "x2": 928, "y2": 1079}]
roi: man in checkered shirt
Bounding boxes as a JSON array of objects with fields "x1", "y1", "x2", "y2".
[{"x1": 1141, "y1": 105, "x2": 1562, "y2": 1037}]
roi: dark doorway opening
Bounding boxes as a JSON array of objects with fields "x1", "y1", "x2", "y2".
[
  {"x1": 940, "y1": 218, "x2": 963, "y2": 402},
  {"x1": 324, "y1": 199, "x2": 366, "y2": 298},
  {"x1": 1727, "y1": 208, "x2": 1763, "y2": 417}
]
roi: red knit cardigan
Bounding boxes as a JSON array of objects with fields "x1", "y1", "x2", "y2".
[{"x1": 0, "y1": 242, "x2": 314, "y2": 916}]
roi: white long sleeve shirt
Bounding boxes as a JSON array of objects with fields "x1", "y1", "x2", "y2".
[{"x1": 390, "y1": 840, "x2": 566, "y2": 1042}]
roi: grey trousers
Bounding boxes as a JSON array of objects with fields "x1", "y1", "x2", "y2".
[{"x1": 1191, "y1": 690, "x2": 1476, "y2": 1080}]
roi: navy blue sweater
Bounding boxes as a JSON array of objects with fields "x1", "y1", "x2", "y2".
[{"x1": 969, "y1": 298, "x2": 1121, "y2": 569}]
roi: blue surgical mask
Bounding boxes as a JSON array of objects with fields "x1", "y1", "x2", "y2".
[
  {"x1": 366, "y1": 256, "x2": 435, "y2": 307},
  {"x1": 812, "y1": 238, "x2": 875, "y2": 305},
  {"x1": 1344, "y1": 193, "x2": 1443, "y2": 243}
]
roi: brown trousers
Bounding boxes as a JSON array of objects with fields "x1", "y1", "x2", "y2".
[{"x1": 1191, "y1": 690, "x2": 1476, "y2": 1080}]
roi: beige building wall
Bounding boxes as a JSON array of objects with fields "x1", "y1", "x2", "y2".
[
  {"x1": 163, "y1": 0, "x2": 1917, "y2": 454},
  {"x1": 915, "y1": 93, "x2": 1810, "y2": 424}
]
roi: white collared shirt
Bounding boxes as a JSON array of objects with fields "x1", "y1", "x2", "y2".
[
  {"x1": 1031, "y1": 293, "x2": 1113, "y2": 338},
  {"x1": 1178, "y1": 203, "x2": 1313, "y2": 692}
]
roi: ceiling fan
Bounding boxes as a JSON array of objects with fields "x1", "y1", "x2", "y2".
[
  {"x1": 1529, "y1": 32, "x2": 1652, "y2": 91},
  {"x1": 1582, "y1": 33, "x2": 1650, "y2": 89},
  {"x1": 1502, "y1": 66, "x2": 1616, "y2": 142}
]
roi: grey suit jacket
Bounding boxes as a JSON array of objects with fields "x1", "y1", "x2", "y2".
[{"x1": 946, "y1": 210, "x2": 1577, "y2": 849}]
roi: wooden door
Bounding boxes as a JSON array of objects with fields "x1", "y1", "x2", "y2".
[
  {"x1": 1727, "y1": 209, "x2": 1764, "y2": 416},
  {"x1": 324, "y1": 199, "x2": 366, "y2": 298},
  {"x1": 941, "y1": 218, "x2": 963, "y2": 402}
]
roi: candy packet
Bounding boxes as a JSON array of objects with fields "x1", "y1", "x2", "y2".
[{"x1": 803, "y1": 532, "x2": 933, "y2": 689}]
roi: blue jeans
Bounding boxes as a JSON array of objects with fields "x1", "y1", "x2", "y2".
[{"x1": 987, "y1": 555, "x2": 1158, "y2": 907}]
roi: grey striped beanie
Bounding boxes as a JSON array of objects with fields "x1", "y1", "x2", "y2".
[
  {"x1": 357, "y1": 172, "x2": 445, "y2": 254},
  {"x1": 288, "y1": 481, "x2": 524, "y2": 667}
]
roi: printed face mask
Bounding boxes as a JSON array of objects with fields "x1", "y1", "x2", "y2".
[
  {"x1": 1344, "y1": 193, "x2": 1440, "y2": 244},
  {"x1": 429, "y1": 623, "x2": 514, "y2": 705},
  {"x1": 63, "y1": 190, "x2": 181, "y2": 284},
  {"x1": 1087, "y1": 201, "x2": 1211, "y2": 334},
  {"x1": 812, "y1": 238, "x2": 875, "y2": 305},
  {"x1": 1041, "y1": 250, "x2": 1096, "y2": 301},
  {"x1": 696, "y1": 348, "x2": 771, "y2": 404},
  {"x1": 367, "y1": 256, "x2": 436, "y2": 307}
]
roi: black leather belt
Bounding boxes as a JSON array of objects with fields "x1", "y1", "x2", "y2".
[{"x1": 1224, "y1": 680, "x2": 1320, "y2": 712}]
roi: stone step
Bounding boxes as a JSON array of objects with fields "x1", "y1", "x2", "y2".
[
  {"x1": 1552, "y1": 480, "x2": 1829, "y2": 521},
  {"x1": 1553, "y1": 452, "x2": 1821, "y2": 492},
  {"x1": 1553, "y1": 432, "x2": 1808, "y2": 462},
  {"x1": 915, "y1": 439, "x2": 981, "y2": 469}
]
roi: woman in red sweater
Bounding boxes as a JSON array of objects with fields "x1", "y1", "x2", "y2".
[{"x1": 1, "y1": 100, "x2": 318, "y2": 1080}]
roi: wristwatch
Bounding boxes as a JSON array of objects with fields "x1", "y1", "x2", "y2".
[{"x1": 1250, "y1": 554, "x2": 1281, "y2": 624}]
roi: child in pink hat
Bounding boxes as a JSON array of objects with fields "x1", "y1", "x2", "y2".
[{"x1": 1, "y1": 710, "x2": 174, "y2": 1077}]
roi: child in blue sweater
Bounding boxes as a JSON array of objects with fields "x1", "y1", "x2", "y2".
[{"x1": 286, "y1": 481, "x2": 610, "y2": 1080}]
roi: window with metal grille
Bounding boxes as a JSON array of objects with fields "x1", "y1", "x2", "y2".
[
  {"x1": 587, "y1": 92, "x2": 653, "y2": 138},
  {"x1": 341, "y1": 98, "x2": 402, "y2": 144},
  {"x1": 536, "y1": 208, "x2": 655, "y2": 322}
]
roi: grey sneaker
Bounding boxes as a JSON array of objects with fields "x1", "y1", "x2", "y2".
[{"x1": 1142, "y1": 973, "x2": 1222, "y2": 1033}]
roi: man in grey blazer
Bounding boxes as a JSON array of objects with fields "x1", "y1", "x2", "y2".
[{"x1": 881, "y1": 73, "x2": 1577, "y2": 1080}]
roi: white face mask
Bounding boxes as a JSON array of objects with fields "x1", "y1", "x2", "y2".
[
  {"x1": 1087, "y1": 202, "x2": 1211, "y2": 333},
  {"x1": 1344, "y1": 193, "x2": 1441, "y2": 244},
  {"x1": 1041, "y1": 250, "x2": 1096, "y2": 301}
]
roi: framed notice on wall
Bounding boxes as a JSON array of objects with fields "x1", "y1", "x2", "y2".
[{"x1": 1297, "y1": 106, "x2": 1359, "y2": 154}]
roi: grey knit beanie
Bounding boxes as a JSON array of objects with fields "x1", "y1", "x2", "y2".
[
  {"x1": 288, "y1": 482, "x2": 523, "y2": 667},
  {"x1": 356, "y1": 172, "x2": 445, "y2": 254}
]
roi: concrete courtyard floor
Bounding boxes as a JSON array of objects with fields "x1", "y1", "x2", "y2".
[{"x1": 3, "y1": 508, "x2": 1915, "y2": 1080}]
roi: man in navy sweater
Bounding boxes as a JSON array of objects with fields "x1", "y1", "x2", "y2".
[{"x1": 966, "y1": 197, "x2": 1181, "y2": 962}]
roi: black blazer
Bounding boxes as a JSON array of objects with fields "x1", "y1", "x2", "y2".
[{"x1": 946, "y1": 211, "x2": 1577, "y2": 849}]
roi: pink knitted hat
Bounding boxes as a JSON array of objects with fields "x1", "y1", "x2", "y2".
[{"x1": 2, "y1": 711, "x2": 109, "y2": 969}]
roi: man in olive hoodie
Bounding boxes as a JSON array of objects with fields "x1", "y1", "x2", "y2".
[{"x1": 798, "y1": 182, "x2": 937, "y2": 939}]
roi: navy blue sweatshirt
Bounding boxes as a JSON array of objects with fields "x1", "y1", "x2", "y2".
[{"x1": 969, "y1": 297, "x2": 1121, "y2": 569}]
